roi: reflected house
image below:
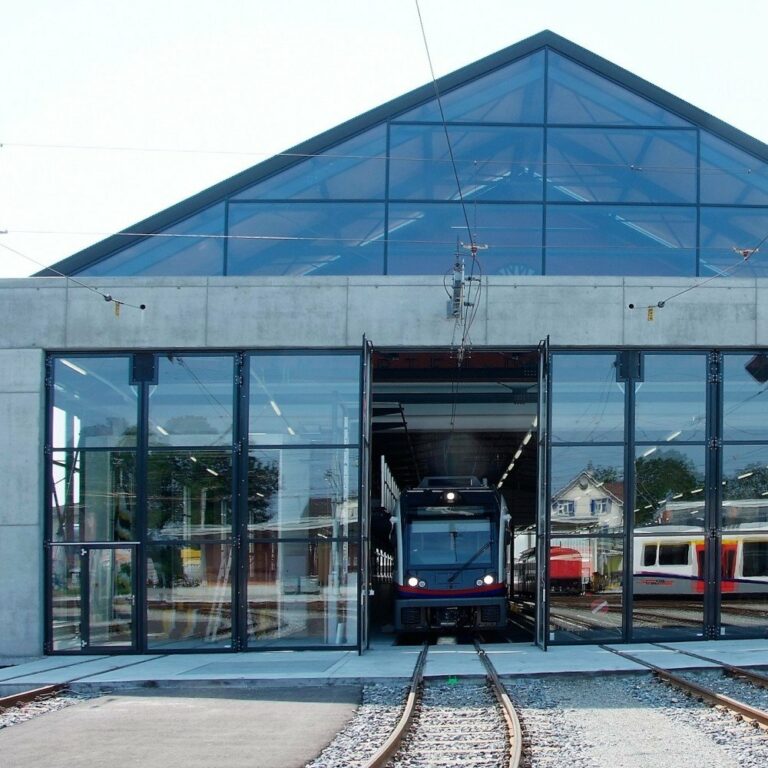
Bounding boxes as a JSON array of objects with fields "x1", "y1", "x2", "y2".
[{"x1": 4, "y1": 29, "x2": 768, "y2": 656}]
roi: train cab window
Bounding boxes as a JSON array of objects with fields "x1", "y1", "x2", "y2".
[
  {"x1": 407, "y1": 519, "x2": 492, "y2": 566},
  {"x1": 658, "y1": 543, "x2": 689, "y2": 566},
  {"x1": 743, "y1": 542, "x2": 768, "y2": 577},
  {"x1": 642, "y1": 544, "x2": 657, "y2": 567}
]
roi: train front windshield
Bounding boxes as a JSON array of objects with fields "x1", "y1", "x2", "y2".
[{"x1": 407, "y1": 516, "x2": 493, "y2": 566}]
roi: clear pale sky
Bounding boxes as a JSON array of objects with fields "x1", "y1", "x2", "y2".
[{"x1": 1, "y1": 0, "x2": 766, "y2": 278}]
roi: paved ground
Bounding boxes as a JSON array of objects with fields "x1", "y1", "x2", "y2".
[{"x1": 0, "y1": 686, "x2": 361, "y2": 768}]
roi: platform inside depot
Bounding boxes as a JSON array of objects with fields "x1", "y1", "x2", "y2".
[{"x1": 2, "y1": 638, "x2": 768, "y2": 694}]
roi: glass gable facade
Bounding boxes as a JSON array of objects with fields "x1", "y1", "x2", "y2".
[{"x1": 70, "y1": 44, "x2": 768, "y2": 279}]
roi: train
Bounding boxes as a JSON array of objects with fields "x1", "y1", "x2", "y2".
[{"x1": 392, "y1": 476, "x2": 510, "y2": 632}]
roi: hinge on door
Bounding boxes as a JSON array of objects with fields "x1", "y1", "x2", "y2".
[
  {"x1": 708, "y1": 437, "x2": 721, "y2": 450},
  {"x1": 704, "y1": 624, "x2": 719, "y2": 640},
  {"x1": 80, "y1": 548, "x2": 87, "y2": 557}
]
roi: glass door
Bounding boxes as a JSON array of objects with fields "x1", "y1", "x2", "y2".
[{"x1": 535, "y1": 338, "x2": 550, "y2": 649}]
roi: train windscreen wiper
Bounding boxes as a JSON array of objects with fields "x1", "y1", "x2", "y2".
[{"x1": 447, "y1": 541, "x2": 491, "y2": 583}]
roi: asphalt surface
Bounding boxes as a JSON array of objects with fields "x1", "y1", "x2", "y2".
[{"x1": 0, "y1": 686, "x2": 361, "y2": 768}]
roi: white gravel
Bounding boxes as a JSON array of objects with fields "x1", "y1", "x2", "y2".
[{"x1": 0, "y1": 691, "x2": 93, "y2": 730}]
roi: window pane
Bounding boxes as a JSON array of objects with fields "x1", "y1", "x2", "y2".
[
  {"x1": 723, "y1": 354, "x2": 768, "y2": 441},
  {"x1": 548, "y1": 536, "x2": 623, "y2": 643},
  {"x1": 249, "y1": 354, "x2": 360, "y2": 446},
  {"x1": 147, "y1": 451, "x2": 233, "y2": 539},
  {"x1": 246, "y1": 539, "x2": 358, "y2": 647},
  {"x1": 389, "y1": 125, "x2": 542, "y2": 201},
  {"x1": 146, "y1": 541, "x2": 232, "y2": 649},
  {"x1": 551, "y1": 355, "x2": 624, "y2": 443},
  {"x1": 701, "y1": 133, "x2": 768, "y2": 205},
  {"x1": 546, "y1": 205, "x2": 696, "y2": 276},
  {"x1": 632, "y1": 535, "x2": 704, "y2": 640},
  {"x1": 547, "y1": 52, "x2": 690, "y2": 127},
  {"x1": 149, "y1": 355, "x2": 234, "y2": 448},
  {"x1": 394, "y1": 51, "x2": 545, "y2": 123},
  {"x1": 547, "y1": 128, "x2": 696, "y2": 203},
  {"x1": 51, "y1": 450, "x2": 136, "y2": 542},
  {"x1": 634, "y1": 445, "x2": 705, "y2": 530},
  {"x1": 78, "y1": 204, "x2": 225, "y2": 277},
  {"x1": 50, "y1": 545, "x2": 81, "y2": 651},
  {"x1": 247, "y1": 449, "x2": 359, "y2": 538},
  {"x1": 386, "y1": 202, "x2": 542, "y2": 276},
  {"x1": 722, "y1": 446, "x2": 768, "y2": 531},
  {"x1": 52, "y1": 357, "x2": 137, "y2": 448},
  {"x1": 551, "y1": 446, "x2": 624, "y2": 534},
  {"x1": 635, "y1": 354, "x2": 707, "y2": 442},
  {"x1": 233, "y1": 126, "x2": 386, "y2": 200},
  {"x1": 227, "y1": 202, "x2": 385, "y2": 275},
  {"x1": 88, "y1": 548, "x2": 133, "y2": 646},
  {"x1": 700, "y1": 208, "x2": 768, "y2": 277}
]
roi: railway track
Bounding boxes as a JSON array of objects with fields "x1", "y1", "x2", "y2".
[
  {"x1": 362, "y1": 642, "x2": 522, "y2": 768},
  {"x1": 602, "y1": 644, "x2": 768, "y2": 728},
  {"x1": 0, "y1": 684, "x2": 65, "y2": 712}
]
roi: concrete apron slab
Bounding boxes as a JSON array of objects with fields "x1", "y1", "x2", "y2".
[{"x1": 0, "y1": 687, "x2": 361, "y2": 768}]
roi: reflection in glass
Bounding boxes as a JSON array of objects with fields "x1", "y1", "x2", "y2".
[
  {"x1": 227, "y1": 202, "x2": 386, "y2": 276},
  {"x1": 386, "y1": 202, "x2": 542, "y2": 276},
  {"x1": 548, "y1": 536, "x2": 623, "y2": 642},
  {"x1": 546, "y1": 205, "x2": 696, "y2": 276},
  {"x1": 233, "y1": 126, "x2": 386, "y2": 200},
  {"x1": 249, "y1": 354, "x2": 360, "y2": 445},
  {"x1": 146, "y1": 542, "x2": 232, "y2": 648},
  {"x1": 247, "y1": 539, "x2": 358, "y2": 647},
  {"x1": 635, "y1": 355, "x2": 707, "y2": 443},
  {"x1": 632, "y1": 535, "x2": 704, "y2": 640},
  {"x1": 51, "y1": 545, "x2": 82, "y2": 651},
  {"x1": 247, "y1": 449, "x2": 359, "y2": 538},
  {"x1": 700, "y1": 132, "x2": 768, "y2": 205},
  {"x1": 52, "y1": 357, "x2": 137, "y2": 448},
  {"x1": 547, "y1": 128, "x2": 696, "y2": 204},
  {"x1": 394, "y1": 50, "x2": 545, "y2": 123},
  {"x1": 550, "y1": 446, "x2": 624, "y2": 534},
  {"x1": 77, "y1": 204, "x2": 225, "y2": 277},
  {"x1": 88, "y1": 548, "x2": 133, "y2": 646},
  {"x1": 700, "y1": 207, "x2": 768, "y2": 278},
  {"x1": 147, "y1": 451, "x2": 232, "y2": 540},
  {"x1": 723, "y1": 354, "x2": 768, "y2": 441},
  {"x1": 634, "y1": 445, "x2": 705, "y2": 530},
  {"x1": 551, "y1": 355, "x2": 624, "y2": 443},
  {"x1": 50, "y1": 450, "x2": 136, "y2": 542},
  {"x1": 149, "y1": 356, "x2": 234, "y2": 447},
  {"x1": 388, "y1": 125, "x2": 542, "y2": 201},
  {"x1": 722, "y1": 446, "x2": 768, "y2": 530}
]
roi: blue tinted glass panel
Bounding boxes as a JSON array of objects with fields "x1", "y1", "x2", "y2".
[
  {"x1": 232, "y1": 126, "x2": 386, "y2": 200},
  {"x1": 700, "y1": 208, "x2": 768, "y2": 277},
  {"x1": 701, "y1": 133, "x2": 768, "y2": 205},
  {"x1": 394, "y1": 51, "x2": 544, "y2": 123},
  {"x1": 227, "y1": 202, "x2": 385, "y2": 275},
  {"x1": 386, "y1": 203, "x2": 542, "y2": 275},
  {"x1": 389, "y1": 125, "x2": 543, "y2": 201},
  {"x1": 149, "y1": 356, "x2": 235, "y2": 448},
  {"x1": 723, "y1": 354, "x2": 768, "y2": 442},
  {"x1": 78, "y1": 204, "x2": 225, "y2": 276},
  {"x1": 547, "y1": 53, "x2": 691, "y2": 127},
  {"x1": 52, "y1": 356, "x2": 137, "y2": 448},
  {"x1": 249, "y1": 354, "x2": 360, "y2": 446},
  {"x1": 547, "y1": 129, "x2": 696, "y2": 203},
  {"x1": 546, "y1": 205, "x2": 696, "y2": 276}
]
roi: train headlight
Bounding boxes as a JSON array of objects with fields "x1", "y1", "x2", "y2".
[
  {"x1": 475, "y1": 578, "x2": 484, "y2": 586},
  {"x1": 418, "y1": 580, "x2": 426, "y2": 588},
  {"x1": 407, "y1": 576, "x2": 419, "y2": 587},
  {"x1": 445, "y1": 491, "x2": 457, "y2": 502},
  {"x1": 483, "y1": 574, "x2": 495, "y2": 585}
]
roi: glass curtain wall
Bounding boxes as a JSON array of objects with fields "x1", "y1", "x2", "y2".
[
  {"x1": 246, "y1": 353, "x2": 361, "y2": 648},
  {"x1": 549, "y1": 354, "x2": 625, "y2": 642}
]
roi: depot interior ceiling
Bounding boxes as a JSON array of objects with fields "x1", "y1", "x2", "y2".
[{"x1": 371, "y1": 349, "x2": 539, "y2": 524}]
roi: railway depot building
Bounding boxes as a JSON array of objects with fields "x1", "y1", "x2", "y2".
[{"x1": 2, "y1": 30, "x2": 768, "y2": 658}]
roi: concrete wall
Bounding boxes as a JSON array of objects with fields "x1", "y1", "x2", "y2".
[{"x1": 0, "y1": 273, "x2": 764, "y2": 657}]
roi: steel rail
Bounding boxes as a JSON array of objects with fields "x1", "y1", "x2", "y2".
[
  {"x1": 0, "y1": 684, "x2": 65, "y2": 711},
  {"x1": 601, "y1": 645, "x2": 768, "y2": 729},
  {"x1": 651, "y1": 642, "x2": 768, "y2": 689},
  {"x1": 362, "y1": 642, "x2": 429, "y2": 768},
  {"x1": 475, "y1": 642, "x2": 523, "y2": 768}
]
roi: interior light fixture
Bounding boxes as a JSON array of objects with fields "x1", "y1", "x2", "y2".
[
  {"x1": 156, "y1": 425, "x2": 169, "y2": 436},
  {"x1": 672, "y1": 493, "x2": 683, "y2": 499},
  {"x1": 269, "y1": 400, "x2": 282, "y2": 417},
  {"x1": 691, "y1": 488, "x2": 703, "y2": 494},
  {"x1": 514, "y1": 448, "x2": 523, "y2": 460},
  {"x1": 738, "y1": 471, "x2": 754, "y2": 480},
  {"x1": 287, "y1": 426, "x2": 296, "y2": 436},
  {"x1": 61, "y1": 359, "x2": 87, "y2": 376},
  {"x1": 190, "y1": 456, "x2": 198, "y2": 463},
  {"x1": 642, "y1": 447, "x2": 658, "y2": 458},
  {"x1": 205, "y1": 467, "x2": 219, "y2": 477},
  {"x1": 665, "y1": 430, "x2": 682, "y2": 442},
  {"x1": 522, "y1": 432, "x2": 532, "y2": 445}
]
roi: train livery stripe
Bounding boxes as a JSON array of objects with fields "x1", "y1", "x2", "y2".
[{"x1": 396, "y1": 583, "x2": 506, "y2": 599}]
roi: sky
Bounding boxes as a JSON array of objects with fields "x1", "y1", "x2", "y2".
[{"x1": 1, "y1": 0, "x2": 767, "y2": 278}]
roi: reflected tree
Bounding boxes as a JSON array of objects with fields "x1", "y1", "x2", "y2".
[{"x1": 635, "y1": 450, "x2": 699, "y2": 525}]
